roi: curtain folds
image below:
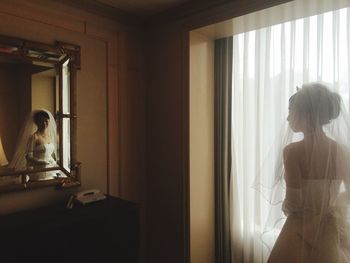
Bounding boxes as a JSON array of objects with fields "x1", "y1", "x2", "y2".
[
  {"x1": 230, "y1": 3, "x2": 350, "y2": 263},
  {"x1": 214, "y1": 37, "x2": 233, "y2": 263},
  {"x1": 213, "y1": 2, "x2": 350, "y2": 263}
]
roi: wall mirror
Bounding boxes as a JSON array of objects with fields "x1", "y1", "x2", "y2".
[{"x1": 0, "y1": 34, "x2": 81, "y2": 192}]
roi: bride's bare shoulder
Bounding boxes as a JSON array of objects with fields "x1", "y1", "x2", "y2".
[{"x1": 283, "y1": 141, "x2": 303, "y2": 157}]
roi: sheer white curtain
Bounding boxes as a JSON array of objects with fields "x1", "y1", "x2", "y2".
[{"x1": 231, "y1": 2, "x2": 350, "y2": 262}]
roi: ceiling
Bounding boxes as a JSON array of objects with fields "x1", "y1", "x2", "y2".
[{"x1": 94, "y1": 0, "x2": 190, "y2": 17}]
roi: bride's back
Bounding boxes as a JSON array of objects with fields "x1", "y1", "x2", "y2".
[
  {"x1": 284, "y1": 137, "x2": 342, "y2": 189},
  {"x1": 299, "y1": 137, "x2": 338, "y2": 180}
]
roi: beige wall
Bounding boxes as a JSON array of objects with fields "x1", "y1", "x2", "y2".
[
  {"x1": 32, "y1": 75, "x2": 55, "y2": 114},
  {"x1": 189, "y1": 31, "x2": 215, "y2": 263},
  {"x1": 0, "y1": 0, "x2": 144, "y2": 214}
]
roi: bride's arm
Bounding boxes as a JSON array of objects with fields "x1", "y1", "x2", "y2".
[
  {"x1": 26, "y1": 155, "x2": 48, "y2": 165},
  {"x1": 283, "y1": 143, "x2": 302, "y2": 188},
  {"x1": 25, "y1": 136, "x2": 49, "y2": 165},
  {"x1": 282, "y1": 144, "x2": 302, "y2": 216},
  {"x1": 334, "y1": 145, "x2": 350, "y2": 204}
]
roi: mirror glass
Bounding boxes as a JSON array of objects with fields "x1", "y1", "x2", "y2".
[{"x1": 0, "y1": 35, "x2": 80, "y2": 191}]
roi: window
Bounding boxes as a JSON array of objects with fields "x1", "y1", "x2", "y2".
[
  {"x1": 231, "y1": 6, "x2": 350, "y2": 261},
  {"x1": 61, "y1": 59, "x2": 71, "y2": 173}
]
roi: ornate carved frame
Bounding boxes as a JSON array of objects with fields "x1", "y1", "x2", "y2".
[{"x1": 0, "y1": 34, "x2": 81, "y2": 192}]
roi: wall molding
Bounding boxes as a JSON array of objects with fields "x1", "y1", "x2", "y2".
[
  {"x1": 54, "y1": 0, "x2": 142, "y2": 26},
  {"x1": 145, "y1": 0, "x2": 293, "y2": 30}
]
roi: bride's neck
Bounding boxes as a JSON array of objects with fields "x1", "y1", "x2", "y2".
[
  {"x1": 37, "y1": 128, "x2": 48, "y2": 136},
  {"x1": 303, "y1": 128, "x2": 326, "y2": 141}
]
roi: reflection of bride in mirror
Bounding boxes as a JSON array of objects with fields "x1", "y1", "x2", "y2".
[
  {"x1": 9, "y1": 109, "x2": 58, "y2": 180},
  {"x1": 26, "y1": 110, "x2": 56, "y2": 168}
]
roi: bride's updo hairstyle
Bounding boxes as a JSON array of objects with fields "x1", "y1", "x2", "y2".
[
  {"x1": 33, "y1": 110, "x2": 50, "y2": 127},
  {"x1": 289, "y1": 82, "x2": 341, "y2": 129}
]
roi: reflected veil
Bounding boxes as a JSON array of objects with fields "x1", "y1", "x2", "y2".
[{"x1": 9, "y1": 109, "x2": 57, "y2": 171}]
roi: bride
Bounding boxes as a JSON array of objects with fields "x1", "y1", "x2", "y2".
[
  {"x1": 9, "y1": 109, "x2": 58, "y2": 181},
  {"x1": 267, "y1": 83, "x2": 350, "y2": 262},
  {"x1": 25, "y1": 110, "x2": 56, "y2": 168}
]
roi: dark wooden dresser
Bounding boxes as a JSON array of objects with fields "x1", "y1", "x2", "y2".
[{"x1": 0, "y1": 196, "x2": 139, "y2": 263}]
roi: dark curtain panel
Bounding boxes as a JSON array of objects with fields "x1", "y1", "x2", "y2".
[{"x1": 214, "y1": 37, "x2": 233, "y2": 263}]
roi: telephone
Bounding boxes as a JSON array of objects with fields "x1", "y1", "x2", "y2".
[
  {"x1": 75, "y1": 189, "x2": 106, "y2": 204},
  {"x1": 66, "y1": 189, "x2": 106, "y2": 208}
]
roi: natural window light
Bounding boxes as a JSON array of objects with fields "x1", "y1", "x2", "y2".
[{"x1": 231, "y1": 6, "x2": 350, "y2": 262}]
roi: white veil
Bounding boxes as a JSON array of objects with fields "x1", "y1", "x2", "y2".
[
  {"x1": 254, "y1": 82, "x2": 350, "y2": 262},
  {"x1": 8, "y1": 109, "x2": 57, "y2": 171}
]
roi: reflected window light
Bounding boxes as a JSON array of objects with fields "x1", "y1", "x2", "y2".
[{"x1": 0, "y1": 136, "x2": 8, "y2": 166}]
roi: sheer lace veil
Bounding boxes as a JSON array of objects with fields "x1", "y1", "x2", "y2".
[
  {"x1": 253, "y1": 82, "x2": 350, "y2": 260},
  {"x1": 8, "y1": 109, "x2": 57, "y2": 170}
]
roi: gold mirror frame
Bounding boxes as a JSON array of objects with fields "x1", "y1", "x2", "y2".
[{"x1": 0, "y1": 34, "x2": 81, "y2": 192}]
